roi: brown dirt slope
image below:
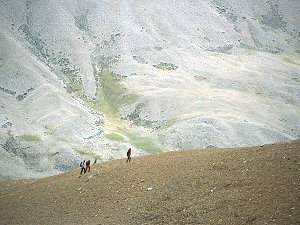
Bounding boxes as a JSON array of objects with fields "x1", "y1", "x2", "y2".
[{"x1": 0, "y1": 140, "x2": 299, "y2": 225}]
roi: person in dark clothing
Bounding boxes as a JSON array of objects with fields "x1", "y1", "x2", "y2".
[
  {"x1": 80, "y1": 160, "x2": 86, "y2": 175},
  {"x1": 126, "y1": 148, "x2": 132, "y2": 162},
  {"x1": 86, "y1": 159, "x2": 91, "y2": 172}
]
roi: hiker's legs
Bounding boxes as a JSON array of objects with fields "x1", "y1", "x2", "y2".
[{"x1": 80, "y1": 167, "x2": 84, "y2": 174}]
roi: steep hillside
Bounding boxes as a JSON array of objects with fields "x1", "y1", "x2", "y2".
[
  {"x1": 0, "y1": 140, "x2": 299, "y2": 224},
  {"x1": 0, "y1": 0, "x2": 300, "y2": 179}
]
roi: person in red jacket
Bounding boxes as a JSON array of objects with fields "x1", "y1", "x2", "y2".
[
  {"x1": 86, "y1": 159, "x2": 91, "y2": 172},
  {"x1": 126, "y1": 148, "x2": 132, "y2": 162}
]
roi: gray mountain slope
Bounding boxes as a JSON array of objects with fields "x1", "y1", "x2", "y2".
[{"x1": 0, "y1": 0, "x2": 299, "y2": 179}]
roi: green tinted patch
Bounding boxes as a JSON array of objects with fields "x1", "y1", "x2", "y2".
[
  {"x1": 106, "y1": 133, "x2": 125, "y2": 142},
  {"x1": 124, "y1": 131, "x2": 162, "y2": 154},
  {"x1": 94, "y1": 67, "x2": 139, "y2": 115},
  {"x1": 68, "y1": 77, "x2": 84, "y2": 96},
  {"x1": 74, "y1": 147, "x2": 100, "y2": 159},
  {"x1": 19, "y1": 135, "x2": 41, "y2": 142},
  {"x1": 153, "y1": 62, "x2": 178, "y2": 70},
  {"x1": 90, "y1": 66, "x2": 162, "y2": 154},
  {"x1": 284, "y1": 57, "x2": 300, "y2": 67},
  {"x1": 159, "y1": 118, "x2": 179, "y2": 130}
]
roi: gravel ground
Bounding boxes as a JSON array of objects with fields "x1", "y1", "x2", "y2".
[{"x1": 0, "y1": 140, "x2": 299, "y2": 225}]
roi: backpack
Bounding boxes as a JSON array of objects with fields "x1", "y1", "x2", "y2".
[{"x1": 80, "y1": 161, "x2": 85, "y2": 168}]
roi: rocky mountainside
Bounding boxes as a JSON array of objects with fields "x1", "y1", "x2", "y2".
[
  {"x1": 0, "y1": 0, "x2": 300, "y2": 179},
  {"x1": 0, "y1": 140, "x2": 299, "y2": 224}
]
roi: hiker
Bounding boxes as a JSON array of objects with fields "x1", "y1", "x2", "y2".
[
  {"x1": 126, "y1": 148, "x2": 132, "y2": 162},
  {"x1": 80, "y1": 160, "x2": 86, "y2": 175},
  {"x1": 94, "y1": 158, "x2": 97, "y2": 164},
  {"x1": 86, "y1": 159, "x2": 91, "y2": 172}
]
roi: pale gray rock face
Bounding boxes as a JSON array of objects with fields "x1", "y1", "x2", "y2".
[{"x1": 0, "y1": 0, "x2": 299, "y2": 179}]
